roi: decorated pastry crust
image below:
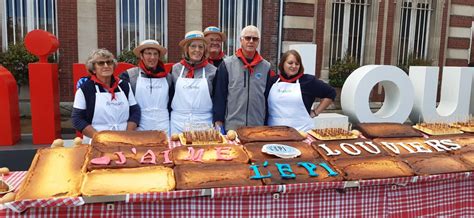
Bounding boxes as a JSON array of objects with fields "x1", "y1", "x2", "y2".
[
  {"x1": 81, "y1": 166, "x2": 175, "y2": 196},
  {"x1": 16, "y1": 145, "x2": 89, "y2": 201},
  {"x1": 91, "y1": 130, "x2": 168, "y2": 147},
  {"x1": 236, "y1": 126, "x2": 305, "y2": 144}
]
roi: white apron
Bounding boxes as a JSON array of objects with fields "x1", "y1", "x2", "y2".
[
  {"x1": 83, "y1": 83, "x2": 130, "y2": 143},
  {"x1": 135, "y1": 74, "x2": 170, "y2": 134},
  {"x1": 170, "y1": 66, "x2": 213, "y2": 134},
  {"x1": 268, "y1": 78, "x2": 314, "y2": 132}
]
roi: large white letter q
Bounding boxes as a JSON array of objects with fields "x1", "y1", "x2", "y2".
[{"x1": 341, "y1": 65, "x2": 414, "y2": 124}]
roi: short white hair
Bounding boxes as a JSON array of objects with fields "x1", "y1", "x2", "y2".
[{"x1": 240, "y1": 25, "x2": 260, "y2": 38}]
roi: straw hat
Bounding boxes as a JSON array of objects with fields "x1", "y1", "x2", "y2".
[
  {"x1": 133, "y1": 39, "x2": 167, "y2": 58},
  {"x1": 179, "y1": 31, "x2": 210, "y2": 48},
  {"x1": 203, "y1": 26, "x2": 226, "y2": 42}
]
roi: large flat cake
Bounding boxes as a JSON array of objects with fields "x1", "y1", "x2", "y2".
[
  {"x1": 174, "y1": 164, "x2": 262, "y2": 190},
  {"x1": 81, "y1": 166, "x2": 175, "y2": 196},
  {"x1": 255, "y1": 159, "x2": 343, "y2": 185},
  {"x1": 236, "y1": 126, "x2": 305, "y2": 144},
  {"x1": 171, "y1": 144, "x2": 249, "y2": 165},
  {"x1": 16, "y1": 145, "x2": 89, "y2": 201},
  {"x1": 91, "y1": 130, "x2": 168, "y2": 147},
  {"x1": 403, "y1": 154, "x2": 470, "y2": 175},
  {"x1": 332, "y1": 156, "x2": 415, "y2": 180},
  {"x1": 373, "y1": 137, "x2": 439, "y2": 155},
  {"x1": 457, "y1": 151, "x2": 474, "y2": 168},
  {"x1": 87, "y1": 146, "x2": 173, "y2": 170},
  {"x1": 356, "y1": 123, "x2": 423, "y2": 139},
  {"x1": 312, "y1": 139, "x2": 391, "y2": 161},
  {"x1": 428, "y1": 134, "x2": 474, "y2": 154},
  {"x1": 243, "y1": 141, "x2": 319, "y2": 162}
]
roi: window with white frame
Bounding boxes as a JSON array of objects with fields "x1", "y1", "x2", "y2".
[
  {"x1": 219, "y1": 0, "x2": 262, "y2": 56},
  {"x1": 2, "y1": 0, "x2": 57, "y2": 50},
  {"x1": 397, "y1": 0, "x2": 432, "y2": 66},
  {"x1": 116, "y1": 0, "x2": 167, "y2": 54},
  {"x1": 329, "y1": 0, "x2": 369, "y2": 66}
]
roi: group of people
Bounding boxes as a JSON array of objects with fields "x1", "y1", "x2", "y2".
[{"x1": 72, "y1": 25, "x2": 336, "y2": 141}]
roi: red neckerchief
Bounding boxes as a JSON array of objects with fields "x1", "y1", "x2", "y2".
[
  {"x1": 235, "y1": 48, "x2": 263, "y2": 75},
  {"x1": 179, "y1": 59, "x2": 209, "y2": 78},
  {"x1": 208, "y1": 51, "x2": 225, "y2": 65},
  {"x1": 90, "y1": 75, "x2": 120, "y2": 100},
  {"x1": 279, "y1": 71, "x2": 304, "y2": 83},
  {"x1": 138, "y1": 60, "x2": 168, "y2": 78}
]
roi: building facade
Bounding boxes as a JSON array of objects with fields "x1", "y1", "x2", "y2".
[{"x1": 0, "y1": 0, "x2": 473, "y2": 102}]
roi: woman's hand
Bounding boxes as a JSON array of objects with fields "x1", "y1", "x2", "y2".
[{"x1": 310, "y1": 110, "x2": 319, "y2": 118}]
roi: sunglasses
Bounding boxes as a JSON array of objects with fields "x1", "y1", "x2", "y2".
[
  {"x1": 94, "y1": 60, "x2": 114, "y2": 66},
  {"x1": 242, "y1": 36, "x2": 259, "y2": 42}
]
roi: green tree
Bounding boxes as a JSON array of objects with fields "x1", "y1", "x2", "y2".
[
  {"x1": 117, "y1": 49, "x2": 138, "y2": 65},
  {"x1": 328, "y1": 54, "x2": 360, "y2": 88},
  {"x1": 0, "y1": 42, "x2": 38, "y2": 86}
]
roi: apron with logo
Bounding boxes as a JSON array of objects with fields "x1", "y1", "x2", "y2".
[
  {"x1": 170, "y1": 66, "x2": 213, "y2": 134},
  {"x1": 135, "y1": 74, "x2": 170, "y2": 134},
  {"x1": 83, "y1": 83, "x2": 129, "y2": 143},
  {"x1": 268, "y1": 78, "x2": 314, "y2": 132}
]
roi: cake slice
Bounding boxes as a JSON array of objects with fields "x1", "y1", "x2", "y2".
[{"x1": 91, "y1": 130, "x2": 168, "y2": 147}]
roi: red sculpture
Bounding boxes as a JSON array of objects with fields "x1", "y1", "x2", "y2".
[
  {"x1": 25, "y1": 30, "x2": 61, "y2": 144},
  {"x1": 0, "y1": 66, "x2": 21, "y2": 145}
]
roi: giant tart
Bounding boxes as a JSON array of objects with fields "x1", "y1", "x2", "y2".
[
  {"x1": 87, "y1": 146, "x2": 173, "y2": 171},
  {"x1": 403, "y1": 154, "x2": 470, "y2": 176},
  {"x1": 236, "y1": 126, "x2": 305, "y2": 144},
  {"x1": 356, "y1": 123, "x2": 423, "y2": 139},
  {"x1": 81, "y1": 166, "x2": 175, "y2": 196},
  {"x1": 91, "y1": 130, "x2": 168, "y2": 147},
  {"x1": 312, "y1": 139, "x2": 390, "y2": 161},
  {"x1": 243, "y1": 141, "x2": 319, "y2": 162},
  {"x1": 332, "y1": 156, "x2": 414, "y2": 180},
  {"x1": 255, "y1": 159, "x2": 343, "y2": 185},
  {"x1": 16, "y1": 145, "x2": 89, "y2": 201},
  {"x1": 171, "y1": 144, "x2": 249, "y2": 165},
  {"x1": 174, "y1": 164, "x2": 262, "y2": 190}
]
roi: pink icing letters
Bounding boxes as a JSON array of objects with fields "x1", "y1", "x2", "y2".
[
  {"x1": 91, "y1": 156, "x2": 111, "y2": 165},
  {"x1": 140, "y1": 149, "x2": 157, "y2": 164},
  {"x1": 161, "y1": 150, "x2": 173, "y2": 164},
  {"x1": 185, "y1": 147, "x2": 204, "y2": 162},
  {"x1": 114, "y1": 152, "x2": 126, "y2": 164},
  {"x1": 215, "y1": 147, "x2": 233, "y2": 160},
  {"x1": 131, "y1": 147, "x2": 137, "y2": 155}
]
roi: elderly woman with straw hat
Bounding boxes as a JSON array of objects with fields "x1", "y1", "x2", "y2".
[
  {"x1": 169, "y1": 30, "x2": 218, "y2": 134},
  {"x1": 120, "y1": 39, "x2": 172, "y2": 134}
]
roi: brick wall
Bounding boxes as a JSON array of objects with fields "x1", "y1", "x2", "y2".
[
  {"x1": 202, "y1": 0, "x2": 219, "y2": 29},
  {"x1": 383, "y1": 1, "x2": 396, "y2": 65},
  {"x1": 57, "y1": 0, "x2": 78, "y2": 102},
  {"x1": 97, "y1": 0, "x2": 117, "y2": 56},
  {"x1": 261, "y1": 0, "x2": 279, "y2": 70},
  {"x1": 168, "y1": 0, "x2": 186, "y2": 63},
  {"x1": 315, "y1": 0, "x2": 326, "y2": 78},
  {"x1": 375, "y1": 1, "x2": 385, "y2": 64},
  {"x1": 445, "y1": 3, "x2": 471, "y2": 66}
]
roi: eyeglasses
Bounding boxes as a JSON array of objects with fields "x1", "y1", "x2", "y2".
[
  {"x1": 242, "y1": 36, "x2": 259, "y2": 42},
  {"x1": 143, "y1": 51, "x2": 160, "y2": 57},
  {"x1": 94, "y1": 60, "x2": 114, "y2": 66}
]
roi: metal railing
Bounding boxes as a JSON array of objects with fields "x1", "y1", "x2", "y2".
[
  {"x1": 397, "y1": 0, "x2": 432, "y2": 65},
  {"x1": 329, "y1": 0, "x2": 369, "y2": 66},
  {"x1": 116, "y1": 0, "x2": 167, "y2": 54},
  {"x1": 2, "y1": 0, "x2": 58, "y2": 50},
  {"x1": 219, "y1": 0, "x2": 262, "y2": 56}
]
